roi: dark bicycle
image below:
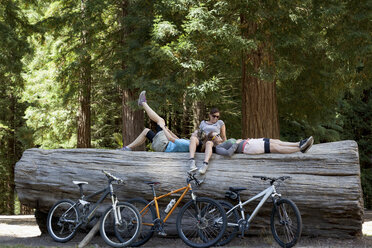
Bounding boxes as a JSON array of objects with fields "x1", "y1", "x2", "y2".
[{"x1": 46, "y1": 170, "x2": 142, "y2": 247}]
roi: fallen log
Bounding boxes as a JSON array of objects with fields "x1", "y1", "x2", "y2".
[{"x1": 15, "y1": 140, "x2": 363, "y2": 238}]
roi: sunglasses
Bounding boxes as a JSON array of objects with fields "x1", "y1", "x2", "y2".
[
  {"x1": 211, "y1": 114, "x2": 220, "y2": 119},
  {"x1": 212, "y1": 134, "x2": 220, "y2": 140}
]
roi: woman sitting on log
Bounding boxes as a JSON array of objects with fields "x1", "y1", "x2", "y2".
[
  {"x1": 120, "y1": 91, "x2": 189, "y2": 152},
  {"x1": 187, "y1": 108, "x2": 227, "y2": 174},
  {"x1": 208, "y1": 133, "x2": 314, "y2": 157}
]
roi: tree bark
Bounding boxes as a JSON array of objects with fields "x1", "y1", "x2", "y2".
[
  {"x1": 77, "y1": 0, "x2": 91, "y2": 148},
  {"x1": 121, "y1": 89, "x2": 144, "y2": 150},
  {"x1": 241, "y1": 18, "x2": 279, "y2": 139},
  {"x1": 119, "y1": 0, "x2": 145, "y2": 150},
  {"x1": 15, "y1": 140, "x2": 363, "y2": 238}
]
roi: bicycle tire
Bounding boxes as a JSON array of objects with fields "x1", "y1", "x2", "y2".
[
  {"x1": 47, "y1": 199, "x2": 79, "y2": 242},
  {"x1": 217, "y1": 200, "x2": 239, "y2": 246},
  {"x1": 270, "y1": 198, "x2": 302, "y2": 248},
  {"x1": 127, "y1": 198, "x2": 156, "y2": 247},
  {"x1": 100, "y1": 202, "x2": 142, "y2": 248},
  {"x1": 176, "y1": 197, "x2": 227, "y2": 248}
]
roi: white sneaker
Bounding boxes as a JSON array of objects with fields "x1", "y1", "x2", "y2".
[
  {"x1": 187, "y1": 159, "x2": 197, "y2": 172},
  {"x1": 198, "y1": 162, "x2": 209, "y2": 175}
]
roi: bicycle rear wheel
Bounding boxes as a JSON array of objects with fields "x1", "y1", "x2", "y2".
[
  {"x1": 270, "y1": 198, "x2": 302, "y2": 248},
  {"x1": 127, "y1": 198, "x2": 156, "y2": 247},
  {"x1": 176, "y1": 197, "x2": 227, "y2": 248},
  {"x1": 217, "y1": 200, "x2": 239, "y2": 246},
  {"x1": 47, "y1": 199, "x2": 79, "y2": 242},
  {"x1": 100, "y1": 202, "x2": 142, "y2": 248}
]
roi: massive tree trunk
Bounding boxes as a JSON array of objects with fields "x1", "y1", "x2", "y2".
[
  {"x1": 15, "y1": 141, "x2": 363, "y2": 238},
  {"x1": 77, "y1": 0, "x2": 91, "y2": 148},
  {"x1": 241, "y1": 18, "x2": 279, "y2": 139},
  {"x1": 121, "y1": 89, "x2": 144, "y2": 150},
  {"x1": 119, "y1": 1, "x2": 144, "y2": 150}
]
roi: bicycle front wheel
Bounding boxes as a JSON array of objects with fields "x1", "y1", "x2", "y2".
[
  {"x1": 176, "y1": 197, "x2": 227, "y2": 248},
  {"x1": 47, "y1": 199, "x2": 79, "y2": 242},
  {"x1": 270, "y1": 198, "x2": 302, "y2": 248},
  {"x1": 100, "y1": 202, "x2": 142, "y2": 248}
]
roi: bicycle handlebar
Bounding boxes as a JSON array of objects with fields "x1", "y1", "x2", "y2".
[
  {"x1": 187, "y1": 171, "x2": 201, "y2": 186},
  {"x1": 102, "y1": 170, "x2": 125, "y2": 184},
  {"x1": 253, "y1": 175, "x2": 291, "y2": 185}
]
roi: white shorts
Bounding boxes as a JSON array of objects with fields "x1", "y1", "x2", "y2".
[{"x1": 243, "y1": 138, "x2": 265, "y2": 154}]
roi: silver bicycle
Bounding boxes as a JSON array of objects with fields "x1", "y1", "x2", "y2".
[{"x1": 218, "y1": 176, "x2": 302, "y2": 248}]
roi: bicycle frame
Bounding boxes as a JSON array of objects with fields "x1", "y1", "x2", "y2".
[
  {"x1": 70, "y1": 181, "x2": 119, "y2": 228},
  {"x1": 226, "y1": 184, "x2": 281, "y2": 226},
  {"x1": 139, "y1": 182, "x2": 194, "y2": 226}
]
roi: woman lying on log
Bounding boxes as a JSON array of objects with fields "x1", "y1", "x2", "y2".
[
  {"x1": 120, "y1": 91, "x2": 190, "y2": 152},
  {"x1": 193, "y1": 133, "x2": 314, "y2": 174},
  {"x1": 187, "y1": 108, "x2": 227, "y2": 174},
  {"x1": 209, "y1": 132, "x2": 314, "y2": 157}
]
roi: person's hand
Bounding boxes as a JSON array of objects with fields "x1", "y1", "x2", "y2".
[{"x1": 237, "y1": 139, "x2": 243, "y2": 143}]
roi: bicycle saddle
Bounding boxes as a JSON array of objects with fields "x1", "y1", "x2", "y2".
[
  {"x1": 229, "y1": 187, "x2": 247, "y2": 193},
  {"x1": 73, "y1": 181, "x2": 88, "y2": 186},
  {"x1": 144, "y1": 181, "x2": 160, "y2": 186}
]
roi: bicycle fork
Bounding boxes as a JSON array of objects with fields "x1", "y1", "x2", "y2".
[{"x1": 110, "y1": 184, "x2": 121, "y2": 226}]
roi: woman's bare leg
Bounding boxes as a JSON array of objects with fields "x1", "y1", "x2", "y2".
[
  {"x1": 270, "y1": 139, "x2": 299, "y2": 147},
  {"x1": 189, "y1": 135, "x2": 199, "y2": 159},
  {"x1": 270, "y1": 143, "x2": 300, "y2": 154},
  {"x1": 203, "y1": 141, "x2": 214, "y2": 163},
  {"x1": 199, "y1": 141, "x2": 213, "y2": 174},
  {"x1": 142, "y1": 102, "x2": 166, "y2": 126},
  {"x1": 126, "y1": 128, "x2": 150, "y2": 149}
]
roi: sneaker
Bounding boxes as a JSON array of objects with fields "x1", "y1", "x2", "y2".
[
  {"x1": 187, "y1": 159, "x2": 197, "y2": 172},
  {"x1": 300, "y1": 136, "x2": 314, "y2": 153},
  {"x1": 120, "y1": 146, "x2": 132, "y2": 151},
  {"x1": 138, "y1": 90, "x2": 147, "y2": 106},
  {"x1": 198, "y1": 162, "x2": 209, "y2": 175}
]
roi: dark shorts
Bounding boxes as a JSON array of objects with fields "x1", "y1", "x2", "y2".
[
  {"x1": 263, "y1": 138, "x2": 270, "y2": 153},
  {"x1": 196, "y1": 139, "x2": 203, "y2": 152},
  {"x1": 146, "y1": 124, "x2": 163, "y2": 142},
  {"x1": 195, "y1": 139, "x2": 216, "y2": 153}
]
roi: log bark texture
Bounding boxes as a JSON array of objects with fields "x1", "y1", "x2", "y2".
[{"x1": 15, "y1": 140, "x2": 363, "y2": 238}]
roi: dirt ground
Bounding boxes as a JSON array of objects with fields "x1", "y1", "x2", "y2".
[{"x1": 0, "y1": 214, "x2": 372, "y2": 248}]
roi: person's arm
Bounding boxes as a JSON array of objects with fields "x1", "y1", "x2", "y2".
[
  {"x1": 215, "y1": 142, "x2": 238, "y2": 157},
  {"x1": 164, "y1": 126, "x2": 179, "y2": 139},
  {"x1": 220, "y1": 124, "x2": 227, "y2": 142},
  {"x1": 159, "y1": 124, "x2": 177, "y2": 143}
]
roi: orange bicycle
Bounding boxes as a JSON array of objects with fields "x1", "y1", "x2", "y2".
[{"x1": 128, "y1": 172, "x2": 227, "y2": 248}]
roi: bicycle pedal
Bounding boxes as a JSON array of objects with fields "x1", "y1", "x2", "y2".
[{"x1": 157, "y1": 231, "x2": 167, "y2": 236}]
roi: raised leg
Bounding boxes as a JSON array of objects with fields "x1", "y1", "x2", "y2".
[{"x1": 142, "y1": 102, "x2": 166, "y2": 126}]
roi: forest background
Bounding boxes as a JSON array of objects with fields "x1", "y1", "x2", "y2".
[{"x1": 0, "y1": 0, "x2": 371, "y2": 214}]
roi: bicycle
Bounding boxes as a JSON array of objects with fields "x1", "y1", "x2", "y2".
[
  {"x1": 128, "y1": 172, "x2": 227, "y2": 248},
  {"x1": 218, "y1": 176, "x2": 302, "y2": 248},
  {"x1": 46, "y1": 170, "x2": 142, "y2": 248}
]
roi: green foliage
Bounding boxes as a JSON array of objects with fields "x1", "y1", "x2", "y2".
[{"x1": 1, "y1": 0, "x2": 372, "y2": 213}]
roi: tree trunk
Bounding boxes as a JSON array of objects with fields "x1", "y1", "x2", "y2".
[
  {"x1": 15, "y1": 141, "x2": 363, "y2": 238},
  {"x1": 77, "y1": 0, "x2": 91, "y2": 148},
  {"x1": 121, "y1": 89, "x2": 144, "y2": 150},
  {"x1": 241, "y1": 19, "x2": 279, "y2": 139},
  {"x1": 119, "y1": 0, "x2": 144, "y2": 150}
]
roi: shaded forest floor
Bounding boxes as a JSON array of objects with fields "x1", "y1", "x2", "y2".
[{"x1": 0, "y1": 213, "x2": 372, "y2": 248}]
